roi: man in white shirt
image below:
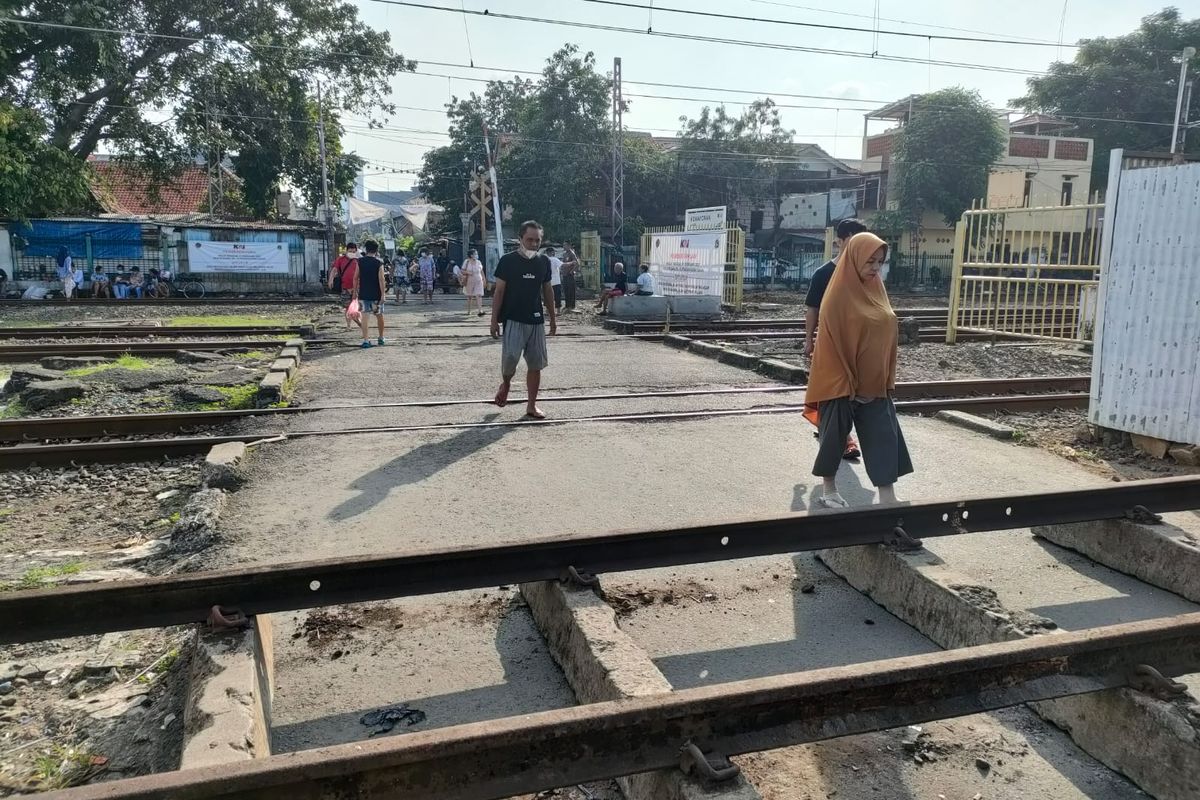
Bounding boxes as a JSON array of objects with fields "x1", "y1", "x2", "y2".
[
  {"x1": 635, "y1": 264, "x2": 655, "y2": 295},
  {"x1": 543, "y1": 246, "x2": 564, "y2": 310}
]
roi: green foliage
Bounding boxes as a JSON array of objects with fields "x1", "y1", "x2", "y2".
[
  {"x1": 0, "y1": 399, "x2": 29, "y2": 419},
  {"x1": 65, "y1": 353, "x2": 154, "y2": 376},
  {"x1": 19, "y1": 561, "x2": 84, "y2": 589},
  {"x1": 1014, "y1": 8, "x2": 1200, "y2": 187},
  {"x1": 166, "y1": 315, "x2": 297, "y2": 327},
  {"x1": 892, "y1": 88, "x2": 1007, "y2": 225},
  {"x1": 199, "y1": 383, "x2": 258, "y2": 410},
  {"x1": 232, "y1": 350, "x2": 274, "y2": 361},
  {"x1": 0, "y1": 101, "x2": 93, "y2": 219},
  {"x1": 1, "y1": 0, "x2": 411, "y2": 217}
]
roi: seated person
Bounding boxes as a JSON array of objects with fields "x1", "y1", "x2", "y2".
[
  {"x1": 71, "y1": 266, "x2": 85, "y2": 298},
  {"x1": 595, "y1": 262, "x2": 628, "y2": 315},
  {"x1": 128, "y1": 267, "x2": 144, "y2": 298},
  {"x1": 634, "y1": 264, "x2": 655, "y2": 296},
  {"x1": 113, "y1": 267, "x2": 131, "y2": 299},
  {"x1": 92, "y1": 269, "x2": 112, "y2": 298},
  {"x1": 145, "y1": 267, "x2": 162, "y2": 296}
]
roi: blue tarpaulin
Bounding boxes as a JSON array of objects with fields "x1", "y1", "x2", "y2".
[{"x1": 13, "y1": 220, "x2": 144, "y2": 259}]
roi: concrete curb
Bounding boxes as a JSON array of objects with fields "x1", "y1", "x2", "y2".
[
  {"x1": 817, "y1": 543, "x2": 1200, "y2": 800},
  {"x1": 716, "y1": 349, "x2": 759, "y2": 370},
  {"x1": 688, "y1": 341, "x2": 724, "y2": 359},
  {"x1": 257, "y1": 339, "x2": 304, "y2": 407},
  {"x1": 661, "y1": 337, "x2": 809, "y2": 386},
  {"x1": 934, "y1": 410, "x2": 1016, "y2": 439},
  {"x1": 664, "y1": 334, "x2": 693, "y2": 350},
  {"x1": 180, "y1": 616, "x2": 274, "y2": 769},
  {"x1": 520, "y1": 580, "x2": 762, "y2": 800},
  {"x1": 756, "y1": 358, "x2": 807, "y2": 384},
  {"x1": 1034, "y1": 518, "x2": 1200, "y2": 603}
]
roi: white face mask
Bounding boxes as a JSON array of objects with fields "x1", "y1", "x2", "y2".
[{"x1": 520, "y1": 247, "x2": 540, "y2": 258}]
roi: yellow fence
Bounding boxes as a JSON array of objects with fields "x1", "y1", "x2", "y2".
[
  {"x1": 579, "y1": 231, "x2": 601, "y2": 292},
  {"x1": 640, "y1": 225, "x2": 745, "y2": 309},
  {"x1": 947, "y1": 201, "x2": 1104, "y2": 344}
]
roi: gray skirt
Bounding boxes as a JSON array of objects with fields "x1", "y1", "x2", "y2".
[{"x1": 812, "y1": 397, "x2": 913, "y2": 486}]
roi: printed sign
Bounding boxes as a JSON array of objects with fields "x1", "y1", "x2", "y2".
[
  {"x1": 188, "y1": 241, "x2": 289, "y2": 274},
  {"x1": 684, "y1": 206, "x2": 727, "y2": 232},
  {"x1": 648, "y1": 232, "x2": 726, "y2": 296}
]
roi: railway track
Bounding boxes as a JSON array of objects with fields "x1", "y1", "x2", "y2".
[
  {"x1": 0, "y1": 338, "x2": 318, "y2": 360},
  {"x1": 0, "y1": 381, "x2": 1090, "y2": 468},
  {"x1": 0, "y1": 297, "x2": 334, "y2": 306},
  {"x1": 0, "y1": 325, "x2": 308, "y2": 339},
  {"x1": 6, "y1": 475, "x2": 1200, "y2": 800}
]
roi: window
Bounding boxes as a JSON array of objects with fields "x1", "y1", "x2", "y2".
[
  {"x1": 1061, "y1": 175, "x2": 1076, "y2": 206},
  {"x1": 1023, "y1": 173, "x2": 1035, "y2": 208},
  {"x1": 749, "y1": 209, "x2": 764, "y2": 233},
  {"x1": 863, "y1": 178, "x2": 880, "y2": 211},
  {"x1": 1054, "y1": 140, "x2": 1089, "y2": 161}
]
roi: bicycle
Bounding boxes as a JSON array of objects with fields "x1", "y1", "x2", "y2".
[{"x1": 154, "y1": 274, "x2": 206, "y2": 299}]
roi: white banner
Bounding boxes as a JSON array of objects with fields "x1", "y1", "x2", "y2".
[
  {"x1": 648, "y1": 232, "x2": 726, "y2": 296},
  {"x1": 188, "y1": 241, "x2": 290, "y2": 274},
  {"x1": 684, "y1": 206, "x2": 726, "y2": 232},
  {"x1": 347, "y1": 197, "x2": 391, "y2": 226}
]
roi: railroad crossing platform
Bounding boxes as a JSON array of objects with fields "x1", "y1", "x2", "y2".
[{"x1": 204, "y1": 298, "x2": 1198, "y2": 798}]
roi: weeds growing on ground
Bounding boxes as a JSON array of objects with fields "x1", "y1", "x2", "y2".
[
  {"x1": 232, "y1": 350, "x2": 273, "y2": 361},
  {"x1": 0, "y1": 399, "x2": 27, "y2": 419},
  {"x1": 167, "y1": 315, "x2": 300, "y2": 327},
  {"x1": 17, "y1": 561, "x2": 84, "y2": 589},
  {"x1": 198, "y1": 383, "x2": 258, "y2": 410},
  {"x1": 65, "y1": 353, "x2": 155, "y2": 376}
]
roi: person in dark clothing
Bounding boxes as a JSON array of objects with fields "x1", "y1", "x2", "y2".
[
  {"x1": 595, "y1": 262, "x2": 628, "y2": 315},
  {"x1": 560, "y1": 243, "x2": 579, "y2": 310},
  {"x1": 802, "y1": 218, "x2": 869, "y2": 460},
  {"x1": 352, "y1": 239, "x2": 387, "y2": 348},
  {"x1": 490, "y1": 221, "x2": 557, "y2": 418}
]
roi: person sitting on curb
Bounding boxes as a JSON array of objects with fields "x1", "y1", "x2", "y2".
[{"x1": 595, "y1": 262, "x2": 628, "y2": 315}]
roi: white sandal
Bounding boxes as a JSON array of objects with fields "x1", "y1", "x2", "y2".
[{"x1": 818, "y1": 493, "x2": 850, "y2": 509}]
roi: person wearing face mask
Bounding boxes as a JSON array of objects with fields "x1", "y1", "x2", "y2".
[
  {"x1": 328, "y1": 243, "x2": 359, "y2": 296},
  {"x1": 462, "y1": 249, "x2": 485, "y2": 317},
  {"x1": 804, "y1": 232, "x2": 911, "y2": 509},
  {"x1": 490, "y1": 221, "x2": 557, "y2": 418},
  {"x1": 417, "y1": 250, "x2": 436, "y2": 303}
]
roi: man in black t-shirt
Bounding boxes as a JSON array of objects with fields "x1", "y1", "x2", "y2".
[
  {"x1": 352, "y1": 239, "x2": 388, "y2": 348},
  {"x1": 803, "y1": 218, "x2": 868, "y2": 460},
  {"x1": 490, "y1": 220, "x2": 557, "y2": 418}
]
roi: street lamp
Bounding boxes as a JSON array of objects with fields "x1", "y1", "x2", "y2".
[{"x1": 1171, "y1": 46, "x2": 1197, "y2": 155}]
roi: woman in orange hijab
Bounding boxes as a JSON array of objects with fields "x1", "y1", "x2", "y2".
[{"x1": 805, "y1": 232, "x2": 912, "y2": 508}]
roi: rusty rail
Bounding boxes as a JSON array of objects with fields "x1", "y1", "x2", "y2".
[
  {"x1": 42, "y1": 612, "x2": 1200, "y2": 800},
  {"x1": 2, "y1": 475, "x2": 1196, "y2": 644}
]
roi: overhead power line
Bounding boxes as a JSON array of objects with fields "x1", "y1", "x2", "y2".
[
  {"x1": 361, "y1": 1, "x2": 1046, "y2": 76},
  {"x1": 577, "y1": 0, "x2": 1082, "y2": 48}
]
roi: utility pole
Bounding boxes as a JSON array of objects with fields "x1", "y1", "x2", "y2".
[
  {"x1": 315, "y1": 80, "x2": 336, "y2": 268},
  {"x1": 1171, "y1": 46, "x2": 1196, "y2": 156},
  {"x1": 611, "y1": 57, "x2": 625, "y2": 253},
  {"x1": 481, "y1": 125, "x2": 504, "y2": 260}
]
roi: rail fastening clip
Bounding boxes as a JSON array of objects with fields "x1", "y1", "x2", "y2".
[{"x1": 679, "y1": 741, "x2": 741, "y2": 783}]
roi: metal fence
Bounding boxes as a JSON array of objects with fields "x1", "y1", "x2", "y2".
[{"x1": 947, "y1": 201, "x2": 1104, "y2": 344}]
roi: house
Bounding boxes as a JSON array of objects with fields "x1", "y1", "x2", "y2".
[
  {"x1": 858, "y1": 97, "x2": 1095, "y2": 258},
  {"x1": 88, "y1": 155, "x2": 247, "y2": 218}
]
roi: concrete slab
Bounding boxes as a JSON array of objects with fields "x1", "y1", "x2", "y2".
[
  {"x1": 269, "y1": 590, "x2": 575, "y2": 753},
  {"x1": 935, "y1": 409, "x2": 1017, "y2": 439}
]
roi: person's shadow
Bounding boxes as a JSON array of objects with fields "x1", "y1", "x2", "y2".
[
  {"x1": 792, "y1": 461, "x2": 871, "y2": 512},
  {"x1": 328, "y1": 413, "x2": 512, "y2": 522}
]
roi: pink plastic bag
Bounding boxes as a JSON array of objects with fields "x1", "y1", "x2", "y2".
[{"x1": 345, "y1": 299, "x2": 361, "y2": 325}]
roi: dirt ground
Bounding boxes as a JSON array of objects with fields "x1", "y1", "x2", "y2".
[{"x1": 0, "y1": 303, "x2": 326, "y2": 327}]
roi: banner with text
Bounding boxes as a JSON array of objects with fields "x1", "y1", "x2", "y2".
[
  {"x1": 188, "y1": 241, "x2": 290, "y2": 274},
  {"x1": 684, "y1": 205, "x2": 726, "y2": 232},
  {"x1": 648, "y1": 231, "x2": 726, "y2": 296}
]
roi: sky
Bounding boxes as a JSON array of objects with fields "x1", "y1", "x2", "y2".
[{"x1": 345, "y1": 0, "x2": 1181, "y2": 194}]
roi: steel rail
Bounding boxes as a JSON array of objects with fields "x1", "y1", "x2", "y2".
[
  {"x1": 637, "y1": 330, "x2": 1007, "y2": 342},
  {"x1": 0, "y1": 298, "x2": 335, "y2": 306},
  {"x1": 0, "y1": 326, "x2": 304, "y2": 339},
  {"x1": 2, "y1": 475, "x2": 1195, "y2": 645},
  {"x1": 0, "y1": 340, "x2": 293, "y2": 360},
  {"x1": 0, "y1": 392, "x2": 1089, "y2": 469},
  {"x1": 38, "y1": 613, "x2": 1200, "y2": 800},
  {"x1": 0, "y1": 377, "x2": 1091, "y2": 443}
]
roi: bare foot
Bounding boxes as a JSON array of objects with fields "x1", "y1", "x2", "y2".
[
  {"x1": 494, "y1": 382, "x2": 510, "y2": 407},
  {"x1": 524, "y1": 406, "x2": 546, "y2": 419}
]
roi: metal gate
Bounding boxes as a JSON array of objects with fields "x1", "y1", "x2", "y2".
[
  {"x1": 947, "y1": 201, "x2": 1105, "y2": 344},
  {"x1": 579, "y1": 231, "x2": 601, "y2": 292},
  {"x1": 639, "y1": 225, "x2": 745, "y2": 309}
]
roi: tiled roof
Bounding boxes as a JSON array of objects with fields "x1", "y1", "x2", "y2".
[{"x1": 88, "y1": 158, "x2": 234, "y2": 216}]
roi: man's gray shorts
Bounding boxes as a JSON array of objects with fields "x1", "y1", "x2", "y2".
[{"x1": 501, "y1": 321, "x2": 548, "y2": 375}]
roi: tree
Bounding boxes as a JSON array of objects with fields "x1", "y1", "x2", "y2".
[
  {"x1": 891, "y1": 88, "x2": 1006, "y2": 226},
  {"x1": 0, "y1": 101, "x2": 93, "y2": 219},
  {"x1": 1, "y1": 0, "x2": 410, "y2": 216},
  {"x1": 675, "y1": 100, "x2": 796, "y2": 244},
  {"x1": 1014, "y1": 7, "x2": 1200, "y2": 187}
]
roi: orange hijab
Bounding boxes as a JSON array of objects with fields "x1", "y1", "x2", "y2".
[{"x1": 804, "y1": 232, "x2": 898, "y2": 404}]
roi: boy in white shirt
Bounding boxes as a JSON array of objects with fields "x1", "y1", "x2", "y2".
[
  {"x1": 635, "y1": 264, "x2": 655, "y2": 295},
  {"x1": 543, "y1": 246, "x2": 564, "y2": 310}
]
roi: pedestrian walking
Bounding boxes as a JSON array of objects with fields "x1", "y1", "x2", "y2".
[
  {"x1": 393, "y1": 255, "x2": 409, "y2": 305},
  {"x1": 544, "y1": 246, "x2": 563, "y2": 310},
  {"x1": 352, "y1": 240, "x2": 387, "y2": 348},
  {"x1": 491, "y1": 221, "x2": 556, "y2": 419},
  {"x1": 328, "y1": 243, "x2": 359, "y2": 297},
  {"x1": 805, "y1": 232, "x2": 912, "y2": 509},
  {"x1": 55, "y1": 247, "x2": 75, "y2": 299},
  {"x1": 418, "y1": 250, "x2": 435, "y2": 302},
  {"x1": 803, "y1": 218, "x2": 868, "y2": 460},
  {"x1": 462, "y1": 249, "x2": 485, "y2": 317},
  {"x1": 560, "y1": 243, "x2": 579, "y2": 310}
]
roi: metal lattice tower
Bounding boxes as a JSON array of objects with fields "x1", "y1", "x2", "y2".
[{"x1": 611, "y1": 57, "x2": 625, "y2": 249}]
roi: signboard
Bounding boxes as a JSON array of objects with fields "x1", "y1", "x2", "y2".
[
  {"x1": 684, "y1": 206, "x2": 727, "y2": 232},
  {"x1": 647, "y1": 231, "x2": 726, "y2": 296},
  {"x1": 188, "y1": 241, "x2": 289, "y2": 274}
]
